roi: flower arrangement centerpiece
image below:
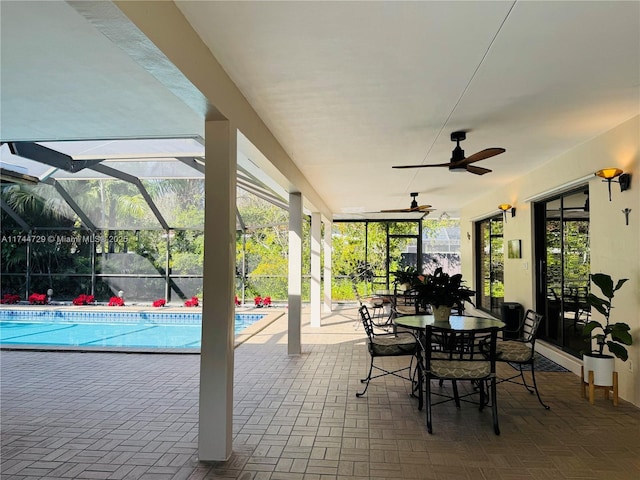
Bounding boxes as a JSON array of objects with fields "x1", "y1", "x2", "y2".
[
  {"x1": 28, "y1": 292, "x2": 47, "y2": 305},
  {"x1": 1, "y1": 293, "x2": 20, "y2": 304},
  {"x1": 184, "y1": 296, "x2": 199, "y2": 307},
  {"x1": 152, "y1": 298, "x2": 166, "y2": 308},
  {"x1": 108, "y1": 296, "x2": 125, "y2": 307},
  {"x1": 72, "y1": 294, "x2": 95, "y2": 306},
  {"x1": 413, "y1": 267, "x2": 475, "y2": 321}
]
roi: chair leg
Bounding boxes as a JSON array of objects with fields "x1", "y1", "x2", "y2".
[
  {"x1": 490, "y1": 377, "x2": 500, "y2": 435},
  {"x1": 478, "y1": 380, "x2": 486, "y2": 412},
  {"x1": 519, "y1": 364, "x2": 535, "y2": 394},
  {"x1": 426, "y1": 373, "x2": 433, "y2": 434},
  {"x1": 356, "y1": 358, "x2": 374, "y2": 397},
  {"x1": 529, "y1": 362, "x2": 551, "y2": 410},
  {"x1": 452, "y1": 380, "x2": 461, "y2": 409}
]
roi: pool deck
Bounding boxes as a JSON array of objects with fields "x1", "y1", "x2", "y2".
[{"x1": 1, "y1": 304, "x2": 639, "y2": 479}]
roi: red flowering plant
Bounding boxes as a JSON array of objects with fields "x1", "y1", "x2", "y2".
[
  {"x1": 254, "y1": 295, "x2": 263, "y2": 307},
  {"x1": 72, "y1": 294, "x2": 95, "y2": 306},
  {"x1": 108, "y1": 296, "x2": 125, "y2": 307},
  {"x1": 28, "y1": 293, "x2": 47, "y2": 305},
  {"x1": 184, "y1": 296, "x2": 199, "y2": 307},
  {"x1": 234, "y1": 295, "x2": 241, "y2": 306},
  {"x1": 153, "y1": 298, "x2": 166, "y2": 308},
  {"x1": 262, "y1": 296, "x2": 272, "y2": 307},
  {"x1": 1, "y1": 293, "x2": 20, "y2": 304}
]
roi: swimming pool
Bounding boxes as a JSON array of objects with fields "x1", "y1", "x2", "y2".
[{"x1": 0, "y1": 309, "x2": 266, "y2": 350}]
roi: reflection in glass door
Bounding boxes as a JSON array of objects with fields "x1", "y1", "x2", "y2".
[
  {"x1": 476, "y1": 216, "x2": 504, "y2": 317},
  {"x1": 535, "y1": 189, "x2": 590, "y2": 357}
]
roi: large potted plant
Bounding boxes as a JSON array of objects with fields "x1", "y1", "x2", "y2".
[
  {"x1": 582, "y1": 273, "x2": 633, "y2": 386},
  {"x1": 413, "y1": 267, "x2": 475, "y2": 321}
]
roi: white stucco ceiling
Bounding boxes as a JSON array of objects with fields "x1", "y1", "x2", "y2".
[{"x1": 1, "y1": 1, "x2": 638, "y2": 219}]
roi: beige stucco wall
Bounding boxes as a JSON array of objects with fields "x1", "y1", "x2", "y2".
[{"x1": 461, "y1": 115, "x2": 640, "y2": 406}]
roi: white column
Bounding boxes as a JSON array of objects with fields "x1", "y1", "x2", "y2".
[
  {"x1": 310, "y1": 212, "x2": 321, "y2": 327},
  {"x1": 323, "y1": 217, "x2": 333, "y2": 313},
  {"x1": 288, "y1": 192, "x2": 303, "y2": 354},
  {"x1": 199, "y1": 120, "x2": 236, "y2": 461}
]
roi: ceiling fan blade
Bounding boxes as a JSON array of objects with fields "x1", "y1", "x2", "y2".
[
  {"x1": 460, "y1": 148, "x2": 505, "y2": 165},
  {"x1": 392, "y1": 162, "x2": 451, "y2": 169},
  {"x1": 380, "y1": 208, "x2": 411, "y2": 213},
  {"x1": 411, "y1": 205, "x2": 433, "y2": 211},
  {"x1": 466, "y1": 165, "x2": 492, "y2": 175}
]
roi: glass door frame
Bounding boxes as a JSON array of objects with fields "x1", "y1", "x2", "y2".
[
  {"x1": 534, "y1": 186, "x2": 590, "y2": 357},
  {"x1": 474, "y1": 214, "x2": 504, "y2": 317}
]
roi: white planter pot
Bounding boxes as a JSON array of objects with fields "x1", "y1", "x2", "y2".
[
  {"x1": 432, "y1": 305, "x2": 452, "y2": 322},
  {"x1": 583, "y1": 354, "x2": 615, "y2": 387}
]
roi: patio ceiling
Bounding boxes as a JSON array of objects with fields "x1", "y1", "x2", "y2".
[{"x1": 1, "y1": 1, "x2": 638, "y2": 220}]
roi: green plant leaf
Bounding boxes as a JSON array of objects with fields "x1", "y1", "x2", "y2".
[
  {"x1": 587, "y1": 293, "x2": 609, "y2": 317},
  {"x1": 614, "y1": 278, "x2": 629, "y2": 292},
  {"x1": 591, "y1": 273, "x2": 614, "y2": 298},
  {"x1": 582, "y1": 321, "x2": 602, "y2": 338},
  {"x1": 606, "y1": 341, "x2": 628, "y2": 361},
  {"x1": 610, "y1": 323, "x2": 633, "y2": 345}
]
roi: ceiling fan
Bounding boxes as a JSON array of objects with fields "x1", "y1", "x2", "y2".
[
  {"x1": 392, "y1": 131, "x2": 505, "y2": 175},
  {"x1": 380, "y1": 192, "x2": 433, "y2": 214}
]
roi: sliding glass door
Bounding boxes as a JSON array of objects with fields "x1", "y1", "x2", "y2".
[
  {"x1": 476, "y1": 215, "x2": 504, "y2": 317},
  {"x1": 534, "y1": 188, "x2": 590, "y2": 357}
]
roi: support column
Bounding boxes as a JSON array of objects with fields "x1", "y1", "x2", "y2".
[
  {"x1": 323, "y1": 217, "x2": 333, "y2": 313},
  {"x1": 199, "y1": 120, "x2": 236, "y2": 461},
  {"x1": 310, "y1": 212, "x2": 321, "y2": 327},
  {"x1": 288, "y1": 192, "x2": 303, "y2": 354}
]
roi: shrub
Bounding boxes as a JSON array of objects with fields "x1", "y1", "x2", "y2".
[
  {"x1": 72, "y1": 294, "x2": 95, "y2": 306},
  {"x1": 184, "y1": 296, "x2": 199, "y2": 307},
  {"x1": 1, "y1": 293, "x2": 20, "y2": 304},
  {"x1": 28, "y1": 293, "x2": 47, "y2": 305},
  {"x1": 108, "y1": 296, "x2": 124, "y2": 307}
]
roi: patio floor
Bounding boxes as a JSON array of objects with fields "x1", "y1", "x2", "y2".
[{"x1": 1, "y1": 305, "x2": 639, "y2": 479}]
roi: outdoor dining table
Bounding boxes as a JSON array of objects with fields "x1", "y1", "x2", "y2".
[
  {"x1": 393, "y1": 314, "x2": 506, "y2": 409},
  {"x1": 394, "y1": 314, "x2": 505, "y2": 332}
]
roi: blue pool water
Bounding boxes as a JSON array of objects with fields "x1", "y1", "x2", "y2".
[{"x1": 0, "y1": 310, "x2": 265, "y2": 349}]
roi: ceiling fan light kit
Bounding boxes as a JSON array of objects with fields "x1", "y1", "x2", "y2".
[{"x1": 392, "y1": 131, "x2": 505, "y2": 175}]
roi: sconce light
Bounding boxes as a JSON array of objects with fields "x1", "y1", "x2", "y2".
[
  {"x1": 498, "y1": 203, "x2": 516, "y2": 222},
  {"x1": 595, "y1": 168, "x2": 632, "y2": 201}
]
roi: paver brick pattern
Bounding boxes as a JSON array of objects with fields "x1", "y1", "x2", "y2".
[{"x1": 2, "y1": 306, "x2": 639, "y2": 479}]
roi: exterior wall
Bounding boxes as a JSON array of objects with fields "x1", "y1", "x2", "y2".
[{"x1": 461, "y1": 115, "x2": 640, "y2": 406}]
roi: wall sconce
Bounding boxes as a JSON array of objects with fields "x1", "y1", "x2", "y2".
[
  {"x1": 498, "y1": 203, "x2": 516, "y2": 222},
  {"x1": 595, "y1": 168, "x2": 632, "y2": 201}
]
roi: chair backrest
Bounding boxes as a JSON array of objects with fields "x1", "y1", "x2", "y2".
[
  {"x1": 358, "y1": 305, "x2": 375, "y2": 340},
  {"x1": 521, "y1": 309, "x2": 543, "y2": 343},
  {"x1": 424, "y1": 325, "x2": 499, "y2": 374}
]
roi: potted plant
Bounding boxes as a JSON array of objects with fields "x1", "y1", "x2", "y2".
[
  {"x1": 413, "y1": 267, "x2": 475, "y2": 321},
  {"x1": 582, "y1": 273, "x2": 633, "y2": 386},
  {"x1": 392, "y1": 266, "x2": 418, "y2": 291}
]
